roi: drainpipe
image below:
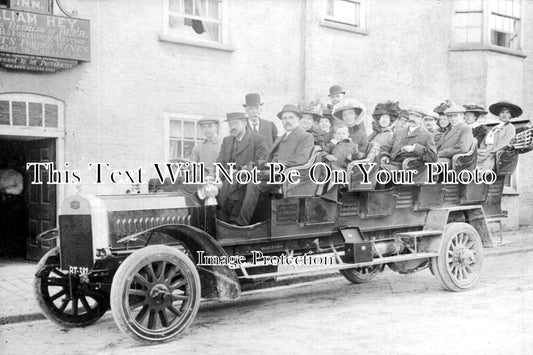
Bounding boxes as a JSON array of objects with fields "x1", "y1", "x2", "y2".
[{"x1": 300, "y1": 0, "x2": 307, "y2": 102}]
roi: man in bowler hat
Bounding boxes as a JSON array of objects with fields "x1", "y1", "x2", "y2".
[
  {"x1": 244, "y1": 93, "x2": 278, "y2": 149},
  {"x1": 235, "y1": 104, "x2": 314, "y2": 226},
  {"x1": 216, "y1": 112, "x2": 268, "y2": 222}
]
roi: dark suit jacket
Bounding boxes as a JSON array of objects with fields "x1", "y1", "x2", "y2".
[
  {"x1": 383, "y1": 126, "x2": 437, "y2": 163},
  {"x1": 217, "y1": 128, "x2": 268, "y2": 168},
  {"x1": 248, "y1": 118, "x2": 278, "y2": 150},
  {"x1": 269, "y1": 127, "x2": 314, "y2": 168},
  {"x1": 437, "y1": 122, "x2": 474, "y2": 158}
]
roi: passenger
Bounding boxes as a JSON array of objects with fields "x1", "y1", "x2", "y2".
[
  {"x1": 368, "y1": 101, "x2": 399, "y2": 148},
  {"x1": 477, "y1": 101, "x2": 520, "y2": 170},
  {"x1": 433, "y1": 99, "x2": 453, "y2": 124},
  {"x1": 317, "y1": 107, "x2": 334, "y2": 144},
  {"x1": 299, "y1": 101, "x2": 325, "y2": 146},
  {"x1": 437, "y1": 112, "x2": 451, "y2": 136},
  {"x1": 243, "y1": 93, "x2": 278, "y2": 150},
  {"x1": 436, "y1": 105, "x2": 474, "y2": 165},
  {"x1": 423, "y1": 112, "x2": 441, "y2": 139},
  {"x1": 216, "y1": 112, "x2": 268, "y2": 223},
  {"x1": 327, "y1": 85, "x2": 346, "y2": 109},
  {"x1": 323, "y1": 124, "x2": 364, "y2": 170},
  {"x1": 234, "y1": 104, "x2": 314, "y2": 226},
  {"x1": 381, "y1": 106, "x2": 438, "y2": 171},
  {"x1": 332, "y1": 99, "x2": 368, "y2": 153},
  {"x1": 395, "y1": 109, "x2": 409, "y2": 130},
  {"x1": 189, "y1": 116, "x2": 222, "y2": 175},
  {"x1": 463, "y1": 103, "x2": 489, "y2": 148}
]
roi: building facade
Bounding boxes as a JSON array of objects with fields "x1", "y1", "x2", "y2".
[{"x1": 1, "y1": 0, "x2": 532, "y2": 259}]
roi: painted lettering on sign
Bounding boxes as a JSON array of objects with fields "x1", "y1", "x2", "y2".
[
  {"x1": 0, "y1": 9, "x2": 90, "y2": 61},
  {"x1": 10, "y1": 0, "x2": 50, "y2": 14}
]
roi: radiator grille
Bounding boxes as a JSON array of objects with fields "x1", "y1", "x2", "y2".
[{"x1": 59, "y1": 215, "x2": 93, "y2": 270}]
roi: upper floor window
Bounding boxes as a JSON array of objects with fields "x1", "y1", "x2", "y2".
[
  {"x1": 325, "y1": 0, "x2": 366, "y2": 29},
  {"x1": 453, "y1": 0, "x2": 522, "y2": 51},
  {"x1": 489, "y1": 0, "x2": 521, "y2": 50},
  {"x1": 165, "y1": 0, "x2": 222, "y2": 42}
]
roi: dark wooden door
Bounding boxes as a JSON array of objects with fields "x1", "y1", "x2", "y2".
[{"x1": 25, "y1": 138, "x2": 57, "y2": 261}]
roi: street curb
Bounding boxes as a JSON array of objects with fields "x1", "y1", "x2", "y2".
[{"x1": 3, "y1": 245, "x2": 532, "y2": 326}]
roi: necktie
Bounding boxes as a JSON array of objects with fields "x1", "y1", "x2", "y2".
[{"x1": 254, "y1": 123, "x2": 258, "y2": 132}]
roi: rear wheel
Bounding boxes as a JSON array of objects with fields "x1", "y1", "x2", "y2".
[
  {"x1": 430, "y1": 222, "x2": 484, "y2": 292},
  {"x1": 340, "y1": 265, "x2": 383, "y2": 284},
  {"x1": 34, "y1": 247, "x2": 108, "y2": 327},
  {"x1": 110, "y1": 245, "x2": 201, "y2": 343}
]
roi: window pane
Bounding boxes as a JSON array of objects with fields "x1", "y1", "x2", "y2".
[
  {"x1": 455, "y1": 13, "x2": 468, "y2": 27},
  {"x1": 467, "y1": 27, "x2": 482, "y2": 42},
  {"x1": 12, "y1": 101, "x2": 26, "y2": 126},
  {"x1": 170, "y1": 120, "x2": 182, "y2": 138},
  {"x1": 195, "y1": 0, "x2": 207, "y2": 16},
  {"x1": 184, "y1": 0, "x2": 193, "y2": 15},
  {"x1": 44, "y1": 104, "x2": 58, "y2": 127},
  {"x1": 170, "y1": 139, "x2": 182, "y2": 159},
  {"x1": 455, "y1": 0, "x2": 468, "y2": 11},
  {"x1": 506, "y1": 0, "x2": 513, "y2": 16},
  {"x1": 169, "y1": 0, "x2": 181, "y2": 12},
  {"x1": 469, "y1": 0, "x2": 482, "y2": 10},
  {"x1": 327, "y1": 0, "x2": 334, "y2": 16},
  {"x1": 455, "y1": 28, "x2": 468, "y2": 42},
  {"x1": 0, "y1": 100, "x2": 9, "y2": 125},
  {"x1": 29, "y1": 102, "x2": 43, "y2": 126},
  {"x1": 468, "y1": 12, "x2": 482, "y2": 26},
  {"x1": 513, "y1": 1, "x2": 520, "y2": 17},
  {"x1": 207, "y1": 0, "x2": 219, "y2": 19},
  {"x1": 334, "y1": 0, "x2": 358, "y2": 25},
  {"x1": 183, "y1": 121, "x2": 195, "y2": 139},
  {"x1": 183, "y1": 140, "x2": 196, "y2": 158}
]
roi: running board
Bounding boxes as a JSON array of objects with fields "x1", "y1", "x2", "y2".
[{"x1": 238, "y1": 252, "x2": 438, "y2": 280}]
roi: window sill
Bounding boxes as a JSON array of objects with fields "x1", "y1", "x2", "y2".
[
  {"x1": 159, "y1": 34, "x2": 235, "y2": 52},
  {"x1": 449, "y1": 44, "x2": 526, "y2": 58},
  {"x1": 320, "y1": 19, "x2": 368, "y2": 35},
  {"x1": 502, "y1": 187, "x2": 519, "y2": 196}
]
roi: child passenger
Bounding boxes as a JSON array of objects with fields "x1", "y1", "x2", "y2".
[{"x1": 323, "y1": 124, "x2": 364, "y2": 170}]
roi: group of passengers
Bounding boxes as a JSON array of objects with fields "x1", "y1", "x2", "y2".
[{"x1": 189, "y1": 87, "x2": 525, "y2": 225}]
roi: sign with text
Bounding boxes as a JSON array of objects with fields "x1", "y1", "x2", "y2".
[
  {"x1": 0, "y1": 8, "x2": 90, "y2": 62},
  {"x1": 0, "y1": 52, "x2": 77, "y2": 72},
  {"x1": 10, "y1": 0, "x2": 50, "y2": 14}
]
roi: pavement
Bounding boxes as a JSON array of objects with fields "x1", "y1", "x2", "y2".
[{"x1": 1, "y1": 226, "x2": 532, "y2": 326}]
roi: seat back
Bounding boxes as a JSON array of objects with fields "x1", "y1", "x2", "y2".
[
  {"x1": 282, "y1": 145, "x2": 321, "y2": 198},
  {"x1": 452, "y1": 138, "x2": 478, "y2": 171},
  {"x1": 495, "y1": 149, "x2": 518, "y2": 175}
]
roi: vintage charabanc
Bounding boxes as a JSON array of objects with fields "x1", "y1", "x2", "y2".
[{"x1": 34, "y1": 121, "x2": 533, "y2": 343}]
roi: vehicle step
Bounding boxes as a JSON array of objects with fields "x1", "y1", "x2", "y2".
[
  {"x1": 394, "y1": 230, "x2": 442, "y2": 238},
  {"x1": 239, "y1": 252, "x2": 438, "y2": 280}
]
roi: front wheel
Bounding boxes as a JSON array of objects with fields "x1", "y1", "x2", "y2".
[
  {"x1": 110, "y1": 245, "x2": 201, "y2": 343},
  {"x1": 430, "y1": 222, "x2": 484, "y2": 292},
  {"x1": 34, "y1": 247, "x2": 108, "y2": 327}
]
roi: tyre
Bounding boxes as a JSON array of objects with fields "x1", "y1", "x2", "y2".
[
  {"x1": 34, "y1": 247, "x2": 108, "y2": 327},
  {"x1": 340, "y1": 264, "x2": 383, "y2": 284},
  {"x1": 430, "y1": 222, "x2": 484, "y2": 292},
  {"x1": 110, "y1": 245, "x2": 201, "y2": 343}
]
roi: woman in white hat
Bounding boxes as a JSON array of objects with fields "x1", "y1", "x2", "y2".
[{"x1": 477, "y1": 101, "x2": 521, "y2": 170}]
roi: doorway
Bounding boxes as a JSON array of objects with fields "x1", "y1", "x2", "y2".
[{"x1": 0, "y1": 137, "x2": 57, "y2": 260}]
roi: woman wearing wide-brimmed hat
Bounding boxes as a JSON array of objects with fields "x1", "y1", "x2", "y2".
[
  {"x1": 463, "y1": 103, "x2": 489, "y2": 148},
  {"x1": 332, "y1": 98, "x2": 368, "y2": 153},
  {"x1": 368, "y1": 100, "x2": 399, "y2": 149},
  {"x1": 477, "y1": 101, "x2": 520, "y2": 170}
]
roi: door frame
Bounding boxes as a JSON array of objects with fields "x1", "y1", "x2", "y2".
[{"x1": 0, "y1": 92, "x2": 66, "y2": 257}]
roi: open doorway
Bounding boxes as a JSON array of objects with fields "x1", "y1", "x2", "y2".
[{"x1": 0, "y1": 137, "x2": 57, "y2": 260}]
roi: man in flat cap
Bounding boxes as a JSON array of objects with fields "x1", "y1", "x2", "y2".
[
  {"x1": 436, "y1": 105, "x2": 474, "y2": 165},
  {"x1": 244, "y1": 93, "x2": 278, "y2": 150},
  {"x1": 190, "y1": 116, "x2": 222, "y2": 175},
  {"x1": 216, "y1": 112, "x2": 268, "y2": 222},
  {"x1": 381, "y1": 106, "x2": 437, "y2": 170},
  {"x1": 234, "y1": 104, "x2": 314, "y2": 226}
]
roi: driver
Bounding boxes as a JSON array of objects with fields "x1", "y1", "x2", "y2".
[{"x1": 234, "y1": 104, "x2": 314, "y2": 226}]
